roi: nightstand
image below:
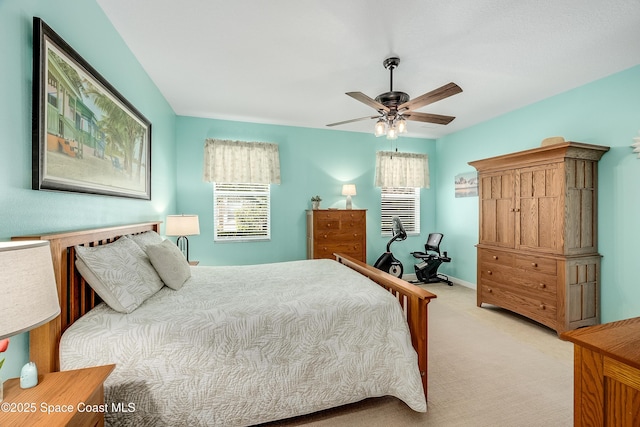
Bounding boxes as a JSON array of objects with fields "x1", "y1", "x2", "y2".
[{"x1": 0, "y1": 364, "x2": 115, "y2": 427}]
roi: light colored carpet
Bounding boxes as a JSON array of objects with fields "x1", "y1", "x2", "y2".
[{"x1": 259, "y1": 283, "x2": 574, "y2": 426}]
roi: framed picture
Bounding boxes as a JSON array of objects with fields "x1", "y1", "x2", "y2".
[
  {"x1": 32, "y1": 17, "x2": 151, "y2": 200},
  {"x1": 454, "y1": 171, "x2": 478, "y2": 198}
]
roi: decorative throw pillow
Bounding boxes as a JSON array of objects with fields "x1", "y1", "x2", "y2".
[
  {"x1": 127, "y1": 230, "x2": 164, "y2": 253},
  {"x1": 146, "y1": 240, "x2": 191, "y2": 290},
  {"x1": 75, "y1": 236, "x2": 164, "y2": 313}
]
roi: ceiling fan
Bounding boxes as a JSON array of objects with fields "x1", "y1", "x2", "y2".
[{"x1": 327, "y1": 57, "x2": 462, "y2": 139}]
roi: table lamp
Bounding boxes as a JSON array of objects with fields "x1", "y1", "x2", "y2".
[
  {"x1": 0, "y1": 240, "x2": 60, "y2": 391},
  {"x1": 342, "y1": 184, "x2": 357, "y2": 209},
  {"x1": 165, "y1": 214, "x2": 200, "y2": 261}
]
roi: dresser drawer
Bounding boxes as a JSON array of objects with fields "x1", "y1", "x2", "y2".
[
  {"x1": 315, "y1": 243, "x2": 363, "y2": 260},
  {"x1": 314, "y1": 229, "x2": 365, "y2": 242}
]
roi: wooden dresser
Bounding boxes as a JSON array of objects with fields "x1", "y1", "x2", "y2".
[
  {"x1": 469, "y1": 142, "x2": 609, "y2": 334},
  {"x1": 307, "y1": 209, "x2": 366, "y2": 263},
  {"x1": 561, "y1": 317, "x2": 640, "y2": 427}
]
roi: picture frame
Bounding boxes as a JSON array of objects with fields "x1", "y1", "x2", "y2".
[
  {"x1": 454, "y1": 171, "x2": 478, "y2": 198},
  {"x1": 32, "y1": 17, "x2": 151, "y2": 200}
]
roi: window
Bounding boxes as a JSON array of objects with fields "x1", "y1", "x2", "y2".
[
  {"x1": 214, "y1": 182, "x2": 270, "y2": 241},
  {"x1": 381, "y1": 187, "x2": 420, "y2": 236}
]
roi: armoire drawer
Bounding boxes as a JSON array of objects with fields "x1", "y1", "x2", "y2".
[
  {"x1": 514, "y1": 254, "x2": 556, "y2": 275},
  {"x1": 480, "y1": 282, "x2": 557, "y2": 325},
  {"x1": 479, "y1": 263, "x2": 557, "y2": 297},
  {"x1": 479, "y1": 249, "x2": 515, "y2": 267}
]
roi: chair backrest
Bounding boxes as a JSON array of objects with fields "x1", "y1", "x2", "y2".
[{"x1": 425, "y1": 233, "x2": 443, "y2": 253}]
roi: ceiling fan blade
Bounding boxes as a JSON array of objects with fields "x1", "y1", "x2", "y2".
[
  {"x1": 346, "y1": 92, "x2": 390, "y2": 113},
  {"x1": 404, "y1": 112, "x2": 456, "y2": 125},
  {"x1": 326, "y1": 116, "x2": 378, "y2": 127},
  {"x1": 398, "y1": 82, "x2": 462, "y2": 112}
]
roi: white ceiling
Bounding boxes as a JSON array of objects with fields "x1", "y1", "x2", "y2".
[{"x1": 96, "y1": 0, "x2": 640, "y2": 139}]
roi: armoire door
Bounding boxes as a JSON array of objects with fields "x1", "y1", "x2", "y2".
[
  {"x1": 478, "y1": 170, "x2": 515, "y2": 248},
  {"x1": 515, "y1": 162, "x2": 563, "y2": 253}
]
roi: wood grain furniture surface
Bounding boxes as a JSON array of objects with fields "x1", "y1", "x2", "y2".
[
  {"x1": 0, "y1": 364, "x2": 115, "y2": 427},
  {"x1": 307, "y1": 209, "x2": 366, "y2": 263},
  {"x1": 470, "y1": 142, "x2": 609, "y2": 334},
  {"x1": 561, "y1": 317, "x2": 640, "y2": 426},
  {"x1": 12, "y1": 221, "x2": 434, "y2": 402}
]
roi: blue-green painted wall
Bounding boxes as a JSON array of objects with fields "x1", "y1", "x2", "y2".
[
  {"x1": 175, "y1": 116, "x2": 437, "y2": 270},
  {"x1": 0, "y1": 0, "x2": 177, "y2": 378},
  {"x1": 2, "y1": 0, "x2": 639, "y2": 384},
  {"x1": 434, "y1": 65, "x2": 640, "y2": 323}
]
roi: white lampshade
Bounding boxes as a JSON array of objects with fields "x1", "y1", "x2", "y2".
[
  {"x1": 0, "y1": 240, "x2": 60, "y2": 340},
  {"x1": 341, "y1": 184, "x2": 357, "y2": 196},
  {"x1": 166, "y1": 215, "x2": 200, "y2": 236}
]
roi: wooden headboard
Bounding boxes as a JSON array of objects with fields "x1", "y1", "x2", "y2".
[{"x1": 11, "y1": 221, "x2": 161, "y2": 373}]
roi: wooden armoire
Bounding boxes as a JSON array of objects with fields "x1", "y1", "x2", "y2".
[{"x1": 469, "y1": 141, "x2": 609, "y2": 334}]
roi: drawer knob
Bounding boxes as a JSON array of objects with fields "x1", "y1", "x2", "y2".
[
  {"x1": 531, "y1": 262, "x2": 538, "y2": 267},
  {"x1": 487, "y1": 288, "x2": 493, "y2": 293},
  {"x1": 539, "y1": 283, "x2": 546, "y2": 289},
  {"x1": 492, "y1": 255, "x2": 498, "y2": 260},
  {"x1": 487, "y1": 270, "x2": 492, "y2": 275},
  {"x1": 539, "y1": 304, "x2": 546, "y2": 310},
  {"x1": 323, "y1": 234, "x2": 328, "y2": 238},
  {"x1": 353, "y1": 233, "x2": 358, "y2": 237}
]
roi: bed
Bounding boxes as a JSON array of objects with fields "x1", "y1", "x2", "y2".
[{"x1": 12, "y1": 222, "x2": 436, "y2": 426}]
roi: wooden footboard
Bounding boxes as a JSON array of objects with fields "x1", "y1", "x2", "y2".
[{"x1": 334, "y1": 253, "x2": 436, "y2": 400}]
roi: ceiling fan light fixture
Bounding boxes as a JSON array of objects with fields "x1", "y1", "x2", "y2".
[
  {"x1": 386, "y1": 125, "x2": 398, "y2": 140},
  {"x1": 374, "y1": 118, "x2": 387, "y2": 137},
  {"x1": 396, "y1": 116, "x2": 407, "y2": 134}
]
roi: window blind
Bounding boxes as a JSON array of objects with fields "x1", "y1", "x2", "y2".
[
  {"x1": 381, "y1": 187, "x2": 420, "y2": 236},
  {"x1": 213, "y1": 183, "x2": 270, "y2": 241}
]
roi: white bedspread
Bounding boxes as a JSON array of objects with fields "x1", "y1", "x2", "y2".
[{"x1": 60, "y1": 259, "x2": 426, "y2": 426}]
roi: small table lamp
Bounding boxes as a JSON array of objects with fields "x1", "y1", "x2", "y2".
[
  {"x1": 342, "y1": 184, "x2": 357, "y2": 209},
  {"x1": 0, "y1": 241, "x2": 61, "y2": 389},
  {"x1": 166, "y1": 214, "x2": 200, "y2": 261}
]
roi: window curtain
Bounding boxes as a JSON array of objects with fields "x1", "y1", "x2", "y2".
[
  {"x1": 375, "y1": 151, "x2": 430, "y2": 188},
  {"x1": 203, "y1": 139, "x2": 281, "y2": 184}
]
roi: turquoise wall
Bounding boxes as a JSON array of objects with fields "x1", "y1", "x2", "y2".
[
  {"x1": 2, "y1": 0, "x2": 639, "y2": 384},
  {"x1": 0, "y1": 0, "x2": 177, "y2": 378},
  {"x1": 434, "y1": 65, "x2": 640, "y2": 323},
  {"x1": 175, "y1": 116, "x2": 436, "y2": 271}
]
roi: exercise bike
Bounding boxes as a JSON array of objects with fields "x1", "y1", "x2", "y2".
[
  {"x1": 373, "y1": 216, "x2": 407, "y2": 278},
  {"x1": 410, "y1": 232, "x2": 453, "y2": 286}
]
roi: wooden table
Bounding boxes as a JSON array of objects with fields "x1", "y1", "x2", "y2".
[
  {"x1": 561, "y1": 317, "x2": 640, "y2": 426},
  {"x1": 0, "y1": 364, "x2": 115, "y2": 427}
]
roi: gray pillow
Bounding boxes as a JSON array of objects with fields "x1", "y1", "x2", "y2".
[
  {"x1": 75, "y1": 236, "x2": 164, "y2": 313},
  {"x1": 146, "y1": 240, "x2": 191, "y2": 290},
  {"x1": 127, "y1": 230, "x2": 164, "y2": 253}
]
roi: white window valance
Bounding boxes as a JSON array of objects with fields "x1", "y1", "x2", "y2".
[
  {"x1": 203, "y1": 139, "x2": 281, "y2": 184},
  {"x1": 375, "y1": 151, "x2": 430, "y2": 188}
]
